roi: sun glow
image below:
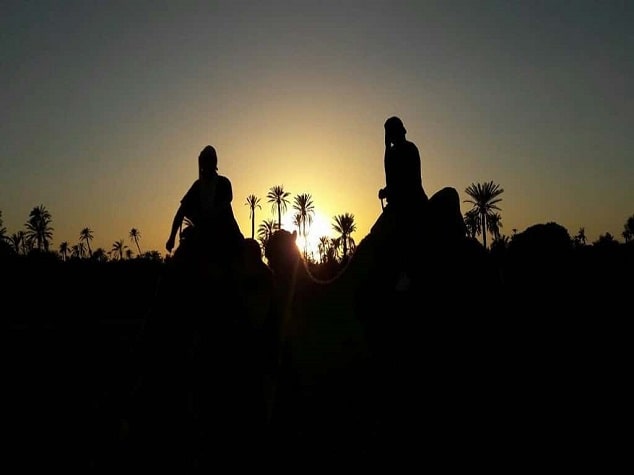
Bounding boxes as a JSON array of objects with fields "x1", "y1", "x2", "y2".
[{"x1": 282, "y1": 211, "x2": 334, "y2": 262}]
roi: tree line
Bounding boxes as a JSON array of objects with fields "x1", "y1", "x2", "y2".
[{"x1": 1, "y1": 181, "x2": 633, "y2": 264}]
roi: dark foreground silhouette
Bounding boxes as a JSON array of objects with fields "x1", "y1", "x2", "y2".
[{"x1": 5, "y1": 217, "x2": 631, "y2": 469}]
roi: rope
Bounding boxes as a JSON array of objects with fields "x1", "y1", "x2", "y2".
[{"x1": 298, "y1": 236, "x2": 370, "y2": 286}]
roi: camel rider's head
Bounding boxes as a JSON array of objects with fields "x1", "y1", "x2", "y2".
[
  {"x1": 198, "y1": 145, "x2": 218, "y2": 180},
  {"x1": 384, "y1": 116, "x2": 407, "y2": 146}
]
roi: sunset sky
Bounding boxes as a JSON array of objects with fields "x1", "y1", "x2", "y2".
[{"x1": 2, "y1": 0, "x2": 632, "y2": 257}]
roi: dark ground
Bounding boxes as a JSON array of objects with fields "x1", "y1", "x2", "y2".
[{"x1": 4, "y1": 246, "x2": 631, "y2": 470}]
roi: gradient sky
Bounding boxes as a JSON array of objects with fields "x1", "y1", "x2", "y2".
[{"x1": 2, "y1": 0, "x2": 632, "y2": 256}]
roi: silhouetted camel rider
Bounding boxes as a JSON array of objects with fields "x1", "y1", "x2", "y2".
[
  {"x1": 372, "y1": 116, "x2": 466, "y2": 289},
  {"x1": 166, "y1": 145, "x2": 244, "y2": 277},
  {"x1": 379, "y1": 116, "x2": 429, "y2": 213}
]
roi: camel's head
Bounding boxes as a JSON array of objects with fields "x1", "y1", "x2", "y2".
[{"x1": 265, "y1": 229, "x2": 301, "y2": 277}]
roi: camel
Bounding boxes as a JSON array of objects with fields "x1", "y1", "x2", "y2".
[
  {"x1": 263, "y1": 188, "x2": 500, "y2": 436},
  {"x1": 264, "y1": 227, "x2": 378, "y2": 434},
  {"x1": 126, "y1": 237, "x2": 280, "y2": 460},
  {"x1": 131, "y1": 187, "x2": 498, "y2": 441}
]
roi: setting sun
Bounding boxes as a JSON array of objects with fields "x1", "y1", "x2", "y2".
[{"x1": 282, "y1": 211, "x2": 334, "y2": 262}]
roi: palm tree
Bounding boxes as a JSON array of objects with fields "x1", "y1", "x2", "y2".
[
  {"x1": 70, "y1": 244, "x2": 83, "y2": 259},
  {"x1": 245, "y1": 194, "x2": 261, "y2": 239},
  {"x1": 267, "y1": 185, "x2": 291, "y2": 230},
  {"x1": 490, "y1": 234, "x2": 510, "y2": 255},
  {"x1": 573, "y1": 227, "x2": 587, "y2": 248},
  {"x1": 92, "y1": 248, "x2": 108, "y2": 262},
  {"x1": 328, "y1": 237, "x2": 342, "y2": 262},
  {"x1": 111, "y1": 239, "x2": 127, "y2": 260},
  {"x1": 594, "y1": 232, "x2": 619, "y2": 248},
  {"x1": 24, "y1": 204, "x2": 54, "y2": 252},
  {"x1": 292, "y1": 193, "x2": 315, "y2": 256},
  {"x1": 10, "y1": 232, "x2": 25, "y2": 255},
  {"x1": 258, "y1": 219, "x2": 278, "y2": 249},
  {"x1": 487, "y1": 212, "x2": 503, "y2": 241},
  {"x1": 292, "y1": 212, "x2": 302, "y2": 233},
  {"x1": 332, "y1": 213, "x2": 357, "y2": 260},
  {"x1": 79, "y1": 227, "x2": 94, "y2": 257},
  {"x1": 129, "y1": 228, "x2": 142, "y2": 255},
  {"x1": 290, "y1": 212, "x2": 308, "y2": 259},
  {"x1": 623, "y1": 214, "x2": 634, "y2": 243},
  {"x1": 141, "y1": 250, "x2": 162, "y2": 261},
  {"x1": 318, "y1": 236, "x2": 330, "y2": 263},
  {"x1": 0, "y1": 212, "x2": 12, "y2": 257},
  {"x1": 58, "y1": 241, "x2": 70, "y2": 261},
  {"x1": 464, "y1": 181, "x2": 504, "y2": 249},
  {"x1": 464, "y1": 209, "x2": 480, "y2": 240},
  {"x1": 0, "y1": 210, "x2": 8, "y2": 243}
]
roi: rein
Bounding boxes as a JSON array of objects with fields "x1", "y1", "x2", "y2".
[{"x1": 298, "y1": 254, "x2": 353, "y2": 285}]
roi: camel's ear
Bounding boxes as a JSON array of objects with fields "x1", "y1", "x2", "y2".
[{"x1": 292, "y1": 230, "x2": 297, "y2": 241}]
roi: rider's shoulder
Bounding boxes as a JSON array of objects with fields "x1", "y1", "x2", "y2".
[
  {"x1": 217, "y1": 174, "x2": 233, "y2": 186},
  {"x1": 403, "y1": 140, "x2": 420, "y2": 152}
]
